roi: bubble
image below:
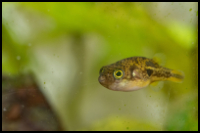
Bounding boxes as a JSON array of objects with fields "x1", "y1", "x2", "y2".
[
  {"x1": 3, "y1": 107, "x2": 7, "y2": 112},
  {"x1": 16, "y1": 56, "x2": 21, "y2": 60},
  {"x1": 28, "y1": 43, "x2": 32, "y2": 46}
]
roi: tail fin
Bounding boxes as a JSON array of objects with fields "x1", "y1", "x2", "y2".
[{"x1": 168, "y1": 70, "x2": 184, "y2": 83}]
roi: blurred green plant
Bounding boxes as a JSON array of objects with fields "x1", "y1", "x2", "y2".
[
  {"x1": 165, "y1": 91, "x2": 198, "y2": 131},
  {"x1": 83, "y1": 115, "x2": 162, "y2": 131}
]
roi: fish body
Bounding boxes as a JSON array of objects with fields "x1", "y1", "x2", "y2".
[{"x1": 98, "y1": 57, "x2": 184, "y2": 91}]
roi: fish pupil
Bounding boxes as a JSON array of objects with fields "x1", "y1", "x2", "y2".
[{"x1": 116, "y1": 71, "x2": 121, "y2": 76}]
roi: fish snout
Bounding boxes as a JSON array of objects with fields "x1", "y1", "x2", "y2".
[{"x1": 98, "y1": 76, "x2": 106, "y2": 84}]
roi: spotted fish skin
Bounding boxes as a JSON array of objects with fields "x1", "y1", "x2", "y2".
[{"x1": 98, "y1": 57, "x2": 184, "y2": 91}]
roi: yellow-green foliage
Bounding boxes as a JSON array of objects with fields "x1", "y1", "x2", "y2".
[{"x1": 84, "y1": 116, "x2": 162, "y2": 131}]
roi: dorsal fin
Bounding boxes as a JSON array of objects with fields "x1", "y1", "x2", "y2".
[{"x1": 152, "y1": 53, "x2": 166, "y2": 66}]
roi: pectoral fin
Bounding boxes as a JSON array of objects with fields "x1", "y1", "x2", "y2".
[{"x1": 150, "y1": 81, "x2": 164, "y2": 92}]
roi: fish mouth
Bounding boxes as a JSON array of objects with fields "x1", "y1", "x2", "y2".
[{"x1": 98, "y1": 76, "x2": 105, "y2": 84}]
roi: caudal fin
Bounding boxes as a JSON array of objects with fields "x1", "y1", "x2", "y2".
[{"x1": 168, "y1": 70, "x2": 184, "y2": 83}]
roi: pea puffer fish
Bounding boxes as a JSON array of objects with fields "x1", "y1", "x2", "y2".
[{"x1": 98, "y1": 57, "x2": 184, "y2": 91}]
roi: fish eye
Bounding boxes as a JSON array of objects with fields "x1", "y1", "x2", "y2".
[
  {"x1": 99, "y1": 67, "x2": 104, "y2": 75},
  {"x1": 113, "y1": 70, "x2": 123, "y2": 79}
]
